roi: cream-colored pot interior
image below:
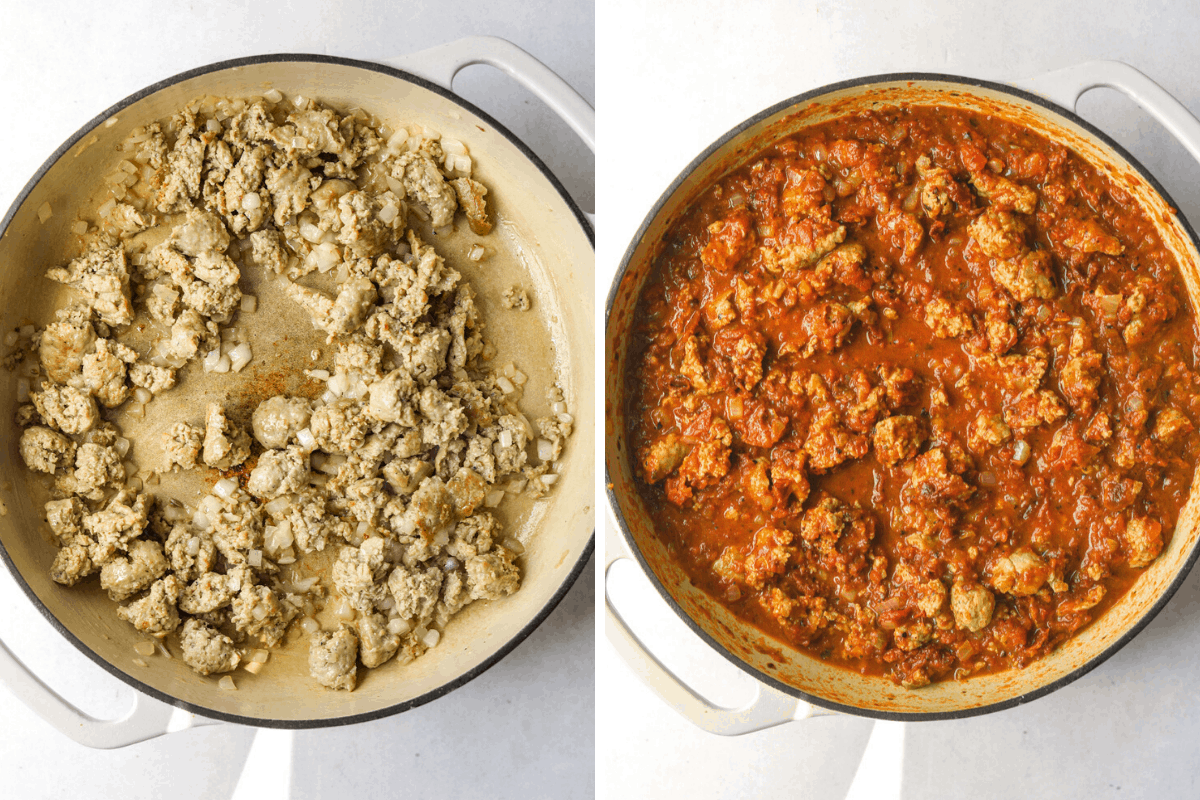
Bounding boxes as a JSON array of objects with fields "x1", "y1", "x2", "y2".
[
  {"x1": 0, "y1": 57, "x2": 594, "y2": 725},
  {"x1": 605, "y1": 76, "x2": 1200, "y2": 717}
]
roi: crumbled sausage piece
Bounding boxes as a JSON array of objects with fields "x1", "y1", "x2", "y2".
[
  {"x1": 180, "y1": 618, "x2": 242, "y2": 676},
  {"x1": 924, "y1": 297, "x2": 974, "y2": 339},
  {"x1": 1123, "y1": 515, "x2": 1164, "y2": 569},
  {"x1": 356, "y1": 613, "x2": 402, "y2": 668},
  {"x1": 391, "y1": 150, "x2": 458, "y2": 227},
  {"x1": 20, "y1": 426, "x2": 76, "y2": 474},
  {"x1": 387, "y1": 563, "x2": 444, "y2": 622},
  {"x1": 202, "y1": 403, "x2": 251, "y2": 469},
  {"x1": 951, "y1": 581, "x2": 996, "y2": 632},
  {"x1": 451, "y1": 176, "x2": 491, "y2": 236},
  {"x1": 308, "y1": 625, "x2": 358, "y2": 691},
  {"x1": 247, "y1": 446, "x2": 310, "y2": 498},
  {"x1": 45, "y1": 245, "x2": 134, "y2": 327},
  {"x1": 967, "y1": 413, "x2": 1012, "y2": 453},
  {"x1": 116, "y1": 575, "x2": 184, "y2": 637},
  {"x1": 989, "y1": 547, "x2": 1049, "y2": 596},
  {"x1": 100, "y1": 539, "x2": 168, "y2": 601},
  {"x1": 332, "y1": 538, "x2": 390, "y2": 613},
  {"x1": 968, "y1": 207, "x2": 1027, "y2": 260},
  {"x1": 163, "y1": 422, "x2": 203, "y2": 471},
  {"x1": 969, "y1": 170, "x2": 1038, "y2": 214},
  {"x1": 1154, "y1": 408, "x2": 1193, "y2": 446},
  {"x1": 40, "y1": 316, "x2": 97, "y2": 384},
  {"x1": 129, "y1": 363, "x2": 177, "y2": 395},
  {"x1": 465, "y1": 546, "x2": 520, "y2": 601},
  {"x1": 502, "y1": 285, "x2": 530, "y2": 311},
  {"x1": 872, "y1": 415, "x2": 926, "y2": 466},
  {"x1": 32, "y1": 384, "x2": 98, "y2": 435}
]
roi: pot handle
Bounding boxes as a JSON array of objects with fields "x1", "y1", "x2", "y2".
[
  {"x1": 0, "y1": 631, "x2": 217, "y2": 748},
  {"x1": 604, "y1": 521, "x2": 828, "y2": 735},
  {"x1": 1013, "y1": 60, "x2": 1200, "y2": 163},
  {"x1": 382, "y1": 35, "x2": 596, "y2": 155}
]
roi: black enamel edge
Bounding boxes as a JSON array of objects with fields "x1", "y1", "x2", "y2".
[
  {"x1": 0, "y1": 52, "x2": 594, "y2": 729},
  {"x1": 604, "y1": 70, "x2": 1200, "y2": 722}
]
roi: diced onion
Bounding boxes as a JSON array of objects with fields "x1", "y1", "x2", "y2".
[
  {"x1": 126, "y1": 477, "x2": 143, "y2": 491},
  {"x1": 214, "y1": 354, "x2": 231, "y2": 373},
  {"x1": 192, "y1": 512, "x2": 211, "y2": 531},
  {"x1": 512, "y1": 370, "x2": 527, "y2": 386},
  {"x1": 200, "y1": 495, "x2": 223, "y2": 516},
  {"x1": 98, "y1": 198, "x2": 116, "y2": 218},
  {"x1": 37, "y1": 202, "x2": 52, "y2": 223},
  {"x1": 16, "y1": 378, "x2": 29, "y2": 403},
  {"x1": 441, "y1": 138, "x2": 467, "y2": 156},
  {"x1": 300, "y1": 223, "x2": 324, "y2": 243},
  {"x1": 387, "y1": 618, "x2": 411, "y2": 635},
  {"x1": 330, "y1": 596, "x2": 355, "y2": 621},
  {"x1": 497, "y1": 377, "x2": 515, "y2": 394},
  {"x1": 264, "y1": 88, "x2": 283, "y2": 103},
  {"x1": 503, "y1": 362, "x2": 515, "y2": 378},
  {"x1": 248, "y1": 549, "x2": 263, "y2": 568},
  {"x1": 378, "y1": 204, "x2": 399, "y2": 224},
  {"x1": 186, "y1": 537, "x2": 201, "y2": 556},
  {"x1": 133, "y1": 387, "x2": 153, "y2": 404},
  {"x1": 300, "y1": 617, "x2": 320, "y2": 634},
  {"x1": 243, "y1": 661, "x2": 264, "y2": 675},
  {"x1": 134, "y1": 641, "x2": 156, "y2": 656},
  {"x1": 265, "y1": 496, "x2": 292, "y2": 516},
  {"x1": 979, "y1": 471, "x2": 998, "y2": 487},
  {"x1": 132, "y1": 658, "x2": 148, "y2": 668},
  {"x1": 541, "y1": 473, "x2": 559, "y2": 486},
  {"x1": 484, "y1": 490, "x2": 504, "y2": 508},
  {"x1": 315, "y1": 243, "x2": 341, "y2": 273},
  {"x1": 162, "y1": 503, "x2": 188, "y2": 523},
  {"x1": 468, "y1": 245, "x2": 485, "y2": 261},
  {"x1": 70, "y1": 220, "x2": 88, "y2": 235},
  {"x1": 213, "y1": 478, "x2": 238, "y2": 499},
  {"x1": 551, "y1": 401, "x2": 567, "y2": 415},
  {"x1": 386, "y1": 130, "x2": 409, "y2": 152},
  {"x1": 501, "y1": 537, "x2": 525, "y2": 555},
  {"x1": 229, "y1": 342, "x2": 252, "y2": 372},
  {"x1": 499, "y1": 430, "x2": 513, "y2": 448},
  {"x1": 293, "y1": 577, "x2": 319, "y2": 593},
  {"x1": 218, "y1": 676, "x2": 237, "y2": 691},
  {"x1": 242, "y1": 192, "x2": 262, "y2": 211},
  {"x1": 537, "y1": 439, "x2": 554, "y2": 461},
  {"x1": 296, "y1": 428, "x2": 316, "y2": 449},
  {"x1": 556, "y1": 413, "x2": 574, "y2": 425},
  {"x1": 252, "y1": 649, "x2": 270, "y2": 664},
  {"x1": 127, "y1": 402, "x2": 145, "y2": 419},
  {"x1": 203, "y1": 348, "x2": 222, "y2": 372},
  {"x1": 327, "y1": 372, "x2": 347, "y2": 395},
  {"x1": 422, "y1": 629, "x2": 440, "y2": 648},
  {"x1": 1013, "y1": 440, "x2": 1032, "y2": 465},
  {"x1": 240, "y1": 295, "x2": 257, "y2": 312}
]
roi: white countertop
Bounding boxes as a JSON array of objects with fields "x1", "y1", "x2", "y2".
[
  {"x1": 597, "y1": 1, "x2": 1200, "y2": 797},
  {"x1": 0, "y1": 2, "x2": 595, "y2": 798}
]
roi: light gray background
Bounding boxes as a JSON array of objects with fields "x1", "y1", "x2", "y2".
[
  {"x1": 598, "y1": 1, "x2": 1200, "y2": 797},
  {"x1": 0, "y1": 2, "x2": 594, "y2": 799}
]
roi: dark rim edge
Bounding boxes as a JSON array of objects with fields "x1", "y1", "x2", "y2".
[
  {"x1": 0, "y1": 52, "x2": 594, "y2": 729},
  {"x1": 604, "y1": 69, "x2": 1200, "y2": 722}
]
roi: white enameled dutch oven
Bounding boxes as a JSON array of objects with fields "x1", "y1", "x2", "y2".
[
  {"x1": 605, "y1": 61, "x2": 1200, "y2": 733},
  {"x1": 0, "y1": 36, "x2": 594, "y2": 747}
]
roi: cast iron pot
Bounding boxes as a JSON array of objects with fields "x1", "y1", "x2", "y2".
[
  {"x1": 0, "y1": 36, "x2": 595, "y2": 745},
  {"x1": 605, "y1": 61, "x2": 1200, "y2": 732}
]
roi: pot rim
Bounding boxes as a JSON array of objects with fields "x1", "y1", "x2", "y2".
[
  {"x1": 604, "y1": 70, "x2": 1200, "y2": 721},
  {"x1": 0, "y1": 52, "x2": 595, "y2": 729}
]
